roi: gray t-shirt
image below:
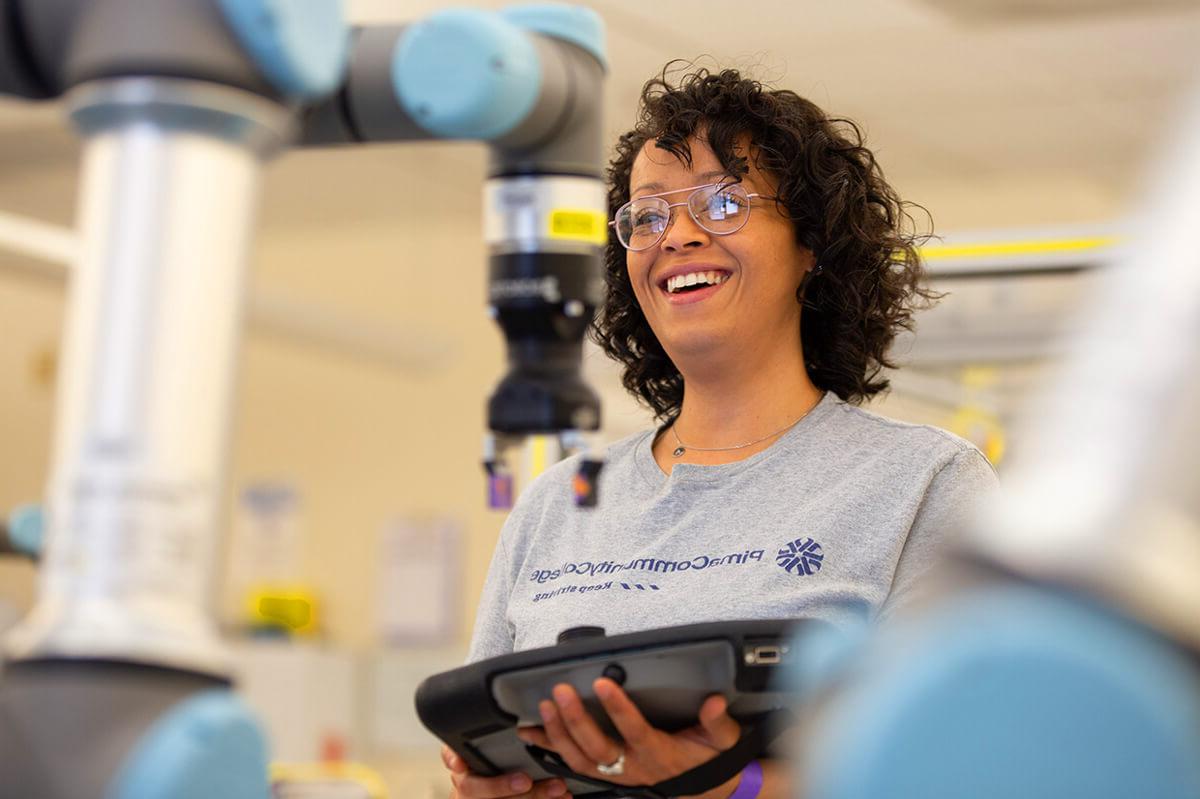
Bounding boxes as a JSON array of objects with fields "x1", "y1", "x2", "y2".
[{"x1": 467, "y1": 393, "x2": 998, "y2": 662}]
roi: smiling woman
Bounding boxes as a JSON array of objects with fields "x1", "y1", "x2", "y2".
[{"x1": 447, "y1": 66, "x2": 999, "y2": 799}]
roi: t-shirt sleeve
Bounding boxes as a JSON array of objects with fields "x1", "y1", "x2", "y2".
[
  {"x1": 465, "y1": 523, "x2": 518, "y2": 664},
  {"x1": 878, "y1": 446, "x2": 999, "y2": 621}
]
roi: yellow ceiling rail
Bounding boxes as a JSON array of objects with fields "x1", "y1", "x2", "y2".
[{"x1": 920, "y1": 235, "x2": 1119, "y2": 261}]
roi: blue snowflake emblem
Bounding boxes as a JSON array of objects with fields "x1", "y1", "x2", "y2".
[{"x1": 776, "y1": 537, "x2": 824, "y2": 576}]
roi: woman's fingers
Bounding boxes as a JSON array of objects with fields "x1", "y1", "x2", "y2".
[
  {"x1": 453, "y1": 684, "x2": 731, "y2": 798},
  {"x1": 593, "y1": 678, "x2": 654, "y2": 748},
  {"x1": 515, "y1": 726, "x2": 552, "y2": 749},
  {"x1": 540, "y1": 696, "x2": 605, "y2": 775},
  {"x1": 551, "y1": 683, "x2": 624, "y2": 768},
  {"x1": 442, "y1": 745, "x2": 468, "y2": 774},
  {"x1": 532, "y1": 779, "x2": 572, "y2": 798},
  {"x1": 697, "y1": 694, "x2": 741, "y2": 750}
]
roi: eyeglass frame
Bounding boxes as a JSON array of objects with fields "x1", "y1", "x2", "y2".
[{"x1": 608, "y1": 182, "x2": 777, "y2": 251}]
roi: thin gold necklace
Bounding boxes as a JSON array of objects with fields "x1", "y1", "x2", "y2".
[{"x1": 669, "y1": 397, "x2": 822, "y2": 458}]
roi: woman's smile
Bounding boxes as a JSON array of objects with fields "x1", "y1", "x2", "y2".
[{"x1": 656, "y1": 264, "x2": 735, "y2": 305}]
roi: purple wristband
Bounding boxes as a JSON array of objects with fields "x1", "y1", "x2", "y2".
[{"x1": 728, "y1": 760, "x2": 764, "y2": 799}]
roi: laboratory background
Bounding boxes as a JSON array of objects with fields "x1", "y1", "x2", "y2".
[{"x1": 2, "y1": 0, "x2": 1200, "y2": 797}]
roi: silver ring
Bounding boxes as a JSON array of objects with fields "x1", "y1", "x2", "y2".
[{"x1": 595, "y1": 749, "x2": 626, "y2": 777}]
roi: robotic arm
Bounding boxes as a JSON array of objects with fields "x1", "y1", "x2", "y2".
[
  {"x1": 0, "y1": 2, "x2": 607, "y2": 797},
  {"x1": 302, "y1": 8, "x2": 610, "y2": 507},
  {"x1": 0, "y1": 2, "x2": 347, "y2": 796}
]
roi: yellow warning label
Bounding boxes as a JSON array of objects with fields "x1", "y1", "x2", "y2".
[
  {"x1": 246, "y1": 586, "x2": 319, "y2": 635},
  {"x1": 548, "y1": 209, "x2": 607, "y2": 245}
]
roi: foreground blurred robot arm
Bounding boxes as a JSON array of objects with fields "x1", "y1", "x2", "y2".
[
  {"x1": 302, "y1": 8, "x2": 609, "y2": 508},
  {"x1": 790, "y1": 74, "x2": 1200, "y2": 799},
  {"x1": 0, "y1": 1, "x2": 347, "y2": 796}
]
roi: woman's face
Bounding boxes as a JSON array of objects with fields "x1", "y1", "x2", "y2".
[{"x1": 625, "y1": 136, "x2": 815, "y2": 366}]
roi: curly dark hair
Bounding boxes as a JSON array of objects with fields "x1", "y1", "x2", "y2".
[{"x1": 591, "y1": 65, "x2": 937, "y2": 421}]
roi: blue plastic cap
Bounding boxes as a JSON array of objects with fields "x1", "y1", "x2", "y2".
[
  {"x1": 502, "y1": 4, "x2": 608, "y2": 70},
  {"x1": 394, "y1": 9, "x2": 541, "y2": 140},
  {"x1": 8, "y1": 504, "x2": 43, "y2": 558},
  {"x1": 217, "y1": 0, "x2": 350, "y2": 100},
  {"x1": 107, "y1": 690, "x2": 270, "y2": 799},
  {"x1": 808, "y1": 588, "x2": 1200, "y2": 799},
  {"x1": 784, "y1": 617, "x2": 870, "y2": 698}
]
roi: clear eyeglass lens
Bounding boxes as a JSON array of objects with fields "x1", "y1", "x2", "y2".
[
  {"x1": 620, "y1": 198, "x2": 671, "y2": 249},
  {"x1": 693, "y1": 184, "x2": 749, "y2": 229}
]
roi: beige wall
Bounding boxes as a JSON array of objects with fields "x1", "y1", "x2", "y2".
[
  {"x1": 0, "y1": 273, "x2": 62, "y2": 614},
  {"x1": 228, "y1": 217, "x2": 513, "y2": 649}
]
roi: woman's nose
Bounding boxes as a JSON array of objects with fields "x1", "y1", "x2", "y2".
[{"x1": 660, "y1": 206, "x2": 711, "y2": 251}]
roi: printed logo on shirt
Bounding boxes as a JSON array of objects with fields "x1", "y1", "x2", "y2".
[
  {"x1": 528, "y1": 549, "x2": 765, "y2": 585},
  {"x1": 526, "y1": 550, "x2": 765, "y2": 604},
  {"x1": 776, "y1": 537, "x2": 824, "y2": 576}
]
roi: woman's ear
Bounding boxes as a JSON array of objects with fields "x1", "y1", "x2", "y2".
[
  {"x1": 799, "y1": 246, "x2": 819, "y2": 276},
  {"x1": 798, "y1": 261, "x2": 824, "y2": 301}
]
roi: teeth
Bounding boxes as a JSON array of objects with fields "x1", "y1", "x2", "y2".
[{"x1": 666, "y1": 271, "x2": 729, "y2": 293}]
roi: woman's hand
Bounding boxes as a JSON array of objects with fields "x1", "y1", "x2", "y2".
[
  {"x1": 442, "y1": 744, "x2": 572, "y2": 799},
  {"x1": 514, "y1": 678, "x2": 743, "y2": 799}
]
